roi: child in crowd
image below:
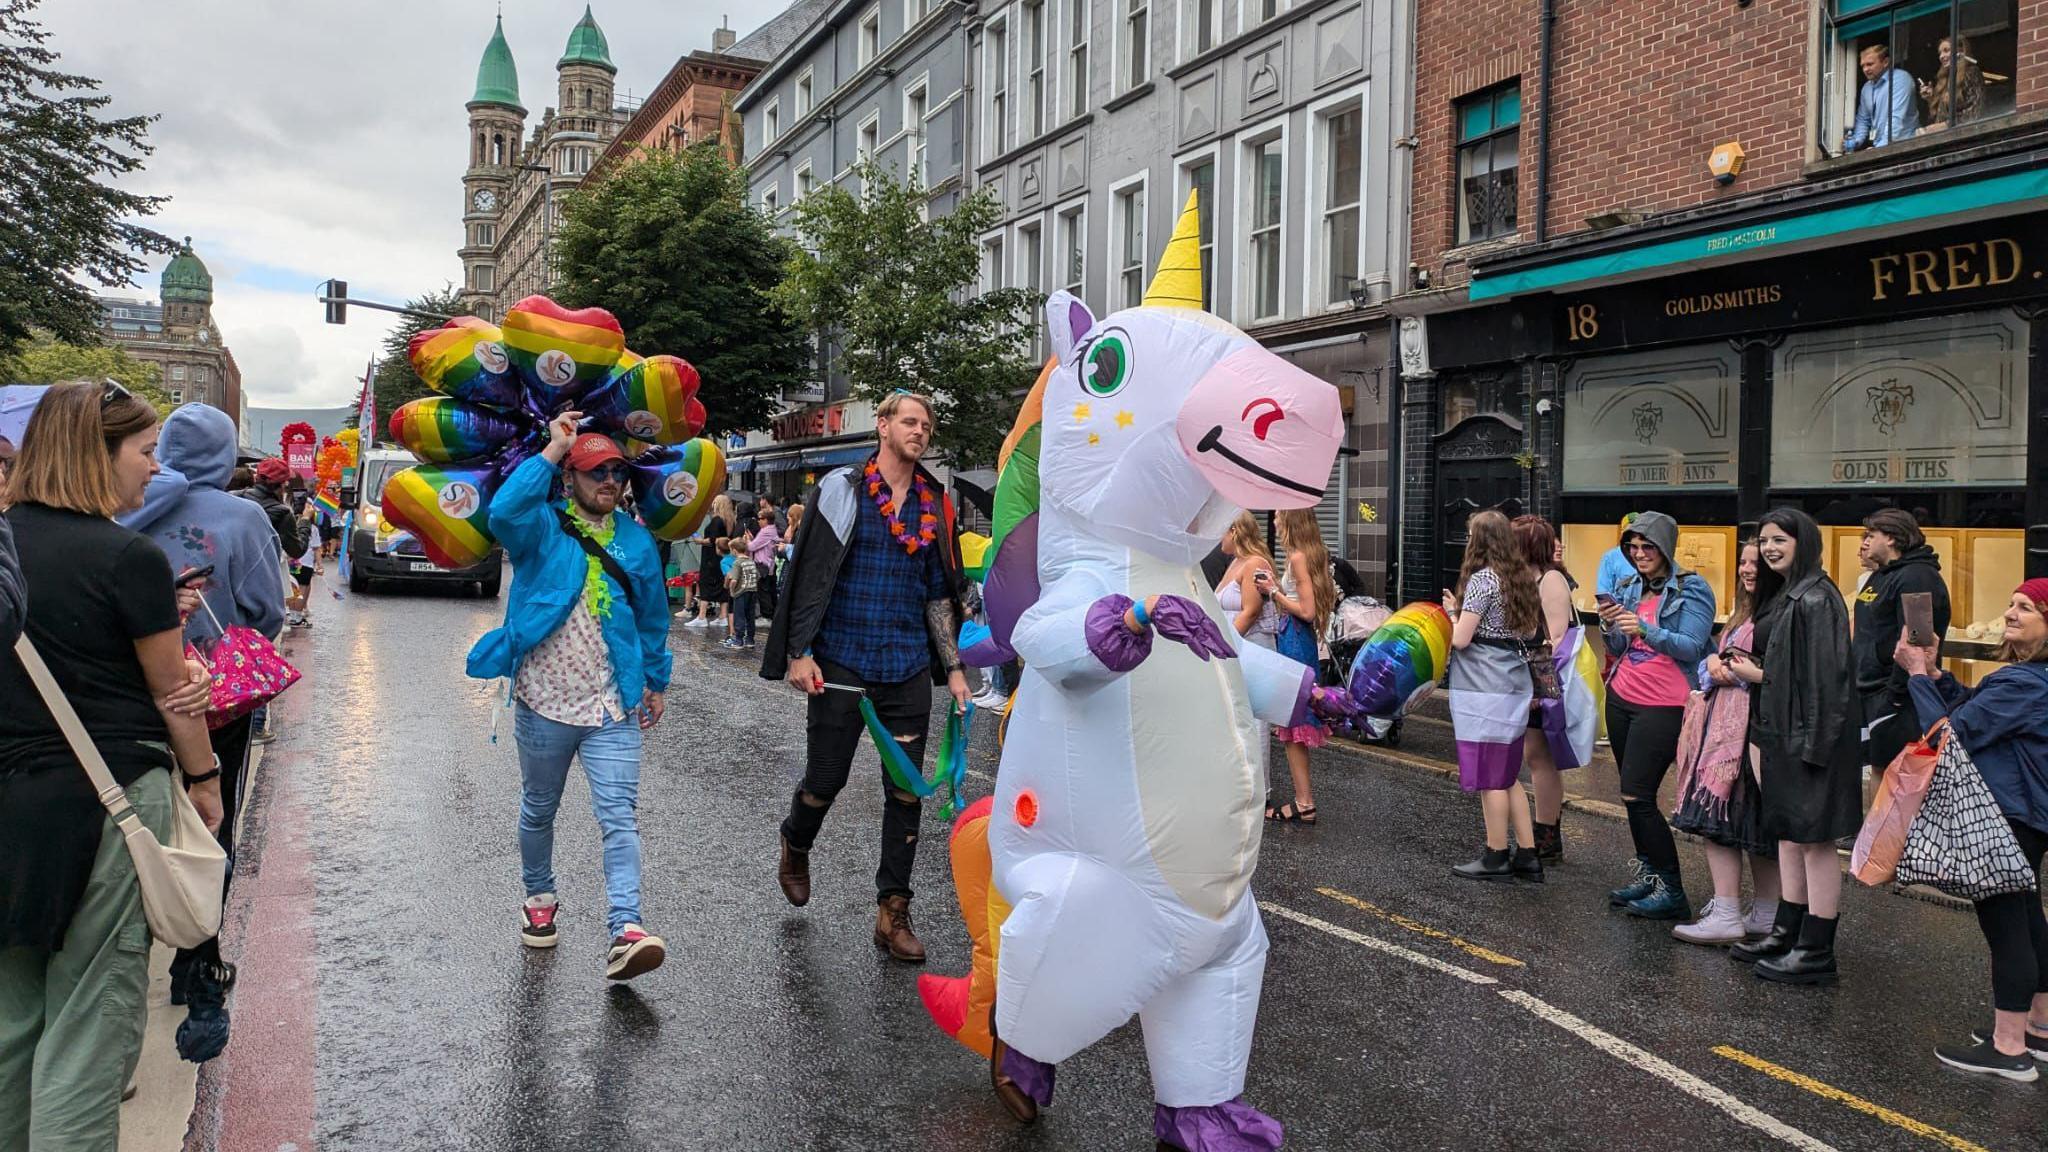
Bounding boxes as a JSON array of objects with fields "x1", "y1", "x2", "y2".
[{"x1": 723, "y1": 535, "x2": 759, "y2": 650}]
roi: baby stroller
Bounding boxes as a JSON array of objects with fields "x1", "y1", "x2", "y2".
[{"x1": 1326, "y1": 594, "x2": 1402, "y2": 746}]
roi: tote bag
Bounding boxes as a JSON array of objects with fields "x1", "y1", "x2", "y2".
[
  {"x1": 14, "y1": 635, "x2": 226, "y2": 949},
  {"x1": 1850, "y1": 720, "x2": 1943, "y2": 887},
  {"x1": 188, "y1": 598, "x2": 300, "y2": 729},
  {"x1": 1896, "y1": 732, "x2": 2037, "y2": 901}
]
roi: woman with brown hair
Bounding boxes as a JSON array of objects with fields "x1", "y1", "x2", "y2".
[
  {"x1": 1511, "y1": 515, "x2": 1576, "y2": 860},
  {"x1": 1265, "y1": 509, "x2": 1339, "y2": 825},
  {"x1": 1919, "y1": 36, "x2": 1986, "y2": 133},
  {"x1": 0, "y1": 381, "x2": 223, "y2": 1148},
  {"x1": 1444, "y1": 509, "x2": 1544, "y2": 882}
]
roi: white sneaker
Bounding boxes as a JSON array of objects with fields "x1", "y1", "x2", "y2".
[
  {"x1": 1742, "y1": 898, "x2": 1779, "y2": 937},
  {"x1": 1671, "y1": 897, "x2": 1747, "y2": 945},
  {"x1": 684, "y1": 617, "x2": 709, "y2": 629},
  {"x1": 970, "y1": 690, "x2": 1008, "y2": 710}
]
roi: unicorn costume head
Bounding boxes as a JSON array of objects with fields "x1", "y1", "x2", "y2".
[{"x1": 932, "y1": 193, "x2": 1349, "y2": 1152}]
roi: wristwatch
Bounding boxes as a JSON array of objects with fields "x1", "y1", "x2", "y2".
[{"x1": 183, "y1": 753, "x2": 224, "y2": 784}]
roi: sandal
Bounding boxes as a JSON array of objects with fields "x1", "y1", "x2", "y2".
[{"x1": 1268, "y1": 802, "x2": 1318, "y2": 825}]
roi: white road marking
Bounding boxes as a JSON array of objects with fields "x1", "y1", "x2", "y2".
[{"x1": 1261, "y1": 900, "x2": 1840, "y2": 1152}]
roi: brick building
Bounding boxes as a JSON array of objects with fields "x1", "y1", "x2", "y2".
[{"x1": 1392, "y1": 0, "x2": 2048, "y2": 678}]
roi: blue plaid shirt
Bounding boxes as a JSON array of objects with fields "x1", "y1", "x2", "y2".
[{"x1": 811, "y1": 487, "x2": 948, "y2": 683}]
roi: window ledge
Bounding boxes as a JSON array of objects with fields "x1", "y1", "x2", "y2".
[
  {"x1": 977, "y1": 113, "x2": 1095, "y2": 175},
  {"x1": 1441, "y1": 234, "x2": 1525, "y2": 264},
  {"x1": 1803, "y1": 110, "x2": 2048, "y2": 180},
  {"x1": 1102, "y1": 81, "x2": 1156, "y2": 114}
]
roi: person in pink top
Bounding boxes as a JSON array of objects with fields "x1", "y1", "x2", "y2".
[
  {"x1": 748, "y1": 506, "x2": 782, "y2": 623},
  {"x1": 1596, "y1": 511, "x2": 1718, "y2": 922}
]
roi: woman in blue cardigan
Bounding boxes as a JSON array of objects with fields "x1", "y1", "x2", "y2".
[{"x1": 1898, "y1": 577, "x2": 2048, "y2": 1082}]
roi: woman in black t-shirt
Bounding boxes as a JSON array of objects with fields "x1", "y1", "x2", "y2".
[{"x1": 0, "y1": 382, "x2": 222, "y2": 1145}]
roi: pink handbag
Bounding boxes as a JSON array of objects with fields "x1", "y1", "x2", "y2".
[
  {"x1": 187, "y1": 599, "x2": 301, "y2": 730},
  {"x1": 1851, "y1": 719, "x2": 1944, "y2": 886}
]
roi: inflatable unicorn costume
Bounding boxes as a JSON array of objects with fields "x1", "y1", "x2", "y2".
[{"x1": 931, "y1": 194, "x2": 1350, "y2": 1150}]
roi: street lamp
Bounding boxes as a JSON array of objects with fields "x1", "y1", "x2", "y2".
[{"x1": 518, "y1": 162, "x2": 555, "y2": 291}]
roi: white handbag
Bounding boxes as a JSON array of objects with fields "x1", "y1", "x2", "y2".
[{"x1": 14, "y1": 634, "x2": 226, "y2": 949}]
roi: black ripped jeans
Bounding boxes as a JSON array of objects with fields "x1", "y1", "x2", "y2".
[{"x1": 781, "y1": 657, "x2": 934, "y2": 901}]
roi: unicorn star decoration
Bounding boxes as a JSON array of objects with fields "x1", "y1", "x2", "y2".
[{"x1": 920, "y1": 191, "x2": 1353, "y2": 1152}]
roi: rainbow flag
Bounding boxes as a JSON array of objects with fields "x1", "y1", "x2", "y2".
[{"x1": 313, "y1": 489, "x2": 342, "y2": 520}]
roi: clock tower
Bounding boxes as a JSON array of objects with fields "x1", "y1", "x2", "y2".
[{"x1": 461, "y1": 15, "x2": 525, "y2": 320}]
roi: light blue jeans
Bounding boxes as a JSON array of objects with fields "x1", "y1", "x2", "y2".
[{"x1": 514, "y1": 702, "x2": 644, "y2": 938}]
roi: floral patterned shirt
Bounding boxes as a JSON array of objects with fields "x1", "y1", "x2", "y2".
[{"x1": 514, "y1": 591, "x2": 624, "y2": 726}]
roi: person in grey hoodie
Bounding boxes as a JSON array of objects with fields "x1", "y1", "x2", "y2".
[{"x1": 119, "y1": 402, "x2": 286, "y2": 1063}]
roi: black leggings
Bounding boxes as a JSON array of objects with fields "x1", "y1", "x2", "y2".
[
  {"x1": 781, "y1": 658, "x2": 933, "y2": 901},
  {"x1": 1606, "y1": 693, "x2": 1687, "y2": 875},
  {"x1": 1975, "y1": 819, "x2": 2048, "y2": 1013}
]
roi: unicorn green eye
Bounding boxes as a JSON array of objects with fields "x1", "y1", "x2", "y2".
[{"x1": 1082, "y1": 333, "x2": 1129, "y2": 398}]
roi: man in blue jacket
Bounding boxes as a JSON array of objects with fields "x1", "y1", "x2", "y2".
[{"x1": 469, "y1": 411, "x2": 673, "y2": 980}]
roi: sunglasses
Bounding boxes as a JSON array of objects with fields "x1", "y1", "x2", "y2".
[
  {"x1": 101, "y1": 380, "x2": 133, "y2": 408},
  {"x1": 581, "y1": 463, "x2": 630, "y2": 482}
]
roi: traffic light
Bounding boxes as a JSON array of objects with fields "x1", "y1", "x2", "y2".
[{"x1": 322, "y1": 280, "x2": 348, "y2": 325}]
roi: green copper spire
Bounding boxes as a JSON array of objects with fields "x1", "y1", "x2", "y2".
[
  {"x1": 558, "y1": 6, "x2": 615, "y2": 72},
  {"x1": 472, "y1": 16, "x2": 524, "y2": 110}
]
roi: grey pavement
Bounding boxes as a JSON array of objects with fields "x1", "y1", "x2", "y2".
[{"x1": 183, "y1": 582, "x2": 2048, "y2": 1152}]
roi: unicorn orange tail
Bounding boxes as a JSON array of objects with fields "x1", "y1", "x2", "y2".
[{"x1": 916, "y1": 795, "x2": 1007, "y2": 1057}]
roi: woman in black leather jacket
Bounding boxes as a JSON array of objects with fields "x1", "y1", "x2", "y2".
[{"x1": 1726, "y1": 507, "x2": 1862, "y2": 986}]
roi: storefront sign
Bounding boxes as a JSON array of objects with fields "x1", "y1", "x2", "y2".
[
  {"x1": 771, "y1": 402, "x2": 849, "y2": 443},
  {"x1": 1554, "y1": 216, "x2": 2044, "y2": 353},
  {"x1": 1563, "y1": 347, "x2": 1740, "y2": 491}
]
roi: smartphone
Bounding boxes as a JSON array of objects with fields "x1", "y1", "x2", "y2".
[
  {"x1": 1595, "y1": 593, "x2": 1617, "y2": 614},
  {"x1": 1903, "y1": 591, "x2": 1935, "y2": 647},
  {"x1": 174, "y1": 564, "x2": 215, "y2": 589}
]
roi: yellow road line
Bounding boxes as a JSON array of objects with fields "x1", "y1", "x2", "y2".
[
  {"x1": 1315, "y1": 886, "x2": 1526, "y2": 968},
  {"x1": 1712, "y1": 1046, "x2": 1994, "y2": 1152}
]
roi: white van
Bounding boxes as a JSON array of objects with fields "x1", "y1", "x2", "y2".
[{"x1": 344, "y1": 447, "x2": 503, "y2": 596}]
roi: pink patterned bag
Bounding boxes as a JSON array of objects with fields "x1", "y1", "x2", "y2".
[{"x1": 187, "y1": 599, "x2": 301, "y2": 730}]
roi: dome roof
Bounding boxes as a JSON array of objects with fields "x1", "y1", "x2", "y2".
[
  {"x1": 558, "y1": 6, "x2": 615, "y2": 72},
  {"x1": 472, "y1": 16, "x2": 524, "y2": 110},
  {"x1": 160, "y1": 238, "x2": 212, "y2": 304}
]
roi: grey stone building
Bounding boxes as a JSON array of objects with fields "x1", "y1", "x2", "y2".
[{"x1": 965, "y1": 0, "x2": 1412, "y2": 589}]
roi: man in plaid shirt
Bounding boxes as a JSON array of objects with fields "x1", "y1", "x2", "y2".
[{"x1": 761, "y1": 393, "x2": 969, "y2": 963}]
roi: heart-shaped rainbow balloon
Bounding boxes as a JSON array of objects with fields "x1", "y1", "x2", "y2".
[
  {"x1": 630, "y1": 438, "x2": 726, "y2": 541},
  {"x1": 407, "y1": 316, "x2": 525, "y2": 410},
  {"x1": 380, "y1": 462, "x2": 500, "y2": 569},
  {"x1": 388, "y1": 397, "x2": 531, "y2": 464},
  {"x1": 584, "y1": 354, "x2": 705, "y2": 446},
  {"x1": 500, "y1": 296, "x2": 626, "y2": 411}
]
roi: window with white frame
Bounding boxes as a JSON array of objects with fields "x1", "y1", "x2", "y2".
[
  {"x1": 1023, "y1": 0, "x2": 1047, "y2": 139},
  {"x1": 1019, "y1": 219, "x2": 1045, "y2": 354},
  {"x1": 904, "y1": 81, "x2": 929, "y2": 184},
  {"x1": 765, "y1": 99, "x2": 780, "y2": 146},
  {"x1": 169, "y1": 389, "x2": 184, "y2": 405},
  {"x1": 987, "y1": 16, "x2": 1010, "y2": 158},
  {"x1": 1247, "y1": 0, "x2": 1283, "y2": 25},
  {"x1": 1183, "y1": 0, "x2": 1218, "y2": 58},
  {"x1": 1114, "y1": 179, "x2": 1147, "y2": 308},
  {"x1": 763, "y1": 186, "x2": 779, "y2": 215},
  {"x1": 1057, "y1": 201, "x2": 1086, "y2": 299},
  {"x1": 795, "y1": 161, "x2": 815, "y2": 200},
  {"x1": 1065, "y1": 0, "x2": 1090, "y2": 119},
  {"x1": 170, "y1": 364, "x2": 186, "y2": 381},
  {"x1": 906, "y1": 0, "x2": 930, "y2": 25},
  {"x1": 858, "y1": 6, "x2": 881, "y2": 66},
  {"x1": 1316, "y1": 97, "x2": 1365, "y2": 307},
  {"x1": 1182, "y1": 155, "x2": 1216, "y2": 310},
  {"x1": 982, "y1": 233, "x2": 1006, "y2": 294},
  {"x1": 193, "y1": 365, "x2": 207, "y2": 384},
  {"x1": 858, "y1": 111, "x2": 880, "y2": 163},
  {"x1": 1245, "y1": 132, "x2": 1284, "y2": 320},
  {"x1": 796, "y1": 70, "x2": 813, "y2": 117},
  {"x1": 472, "y1": 265, "x2": 495, "y2": 292},
  {"x1": 1120, "y1": 0, "x2": 1150, "y2": 92}
]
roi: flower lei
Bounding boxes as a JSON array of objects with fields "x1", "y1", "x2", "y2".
[
  {"x1": 863, "y1": 456, "x2": 940, "y2": 555},
  {"x1": 562, "y1": 502, "x2": 619, "y2": 619}
]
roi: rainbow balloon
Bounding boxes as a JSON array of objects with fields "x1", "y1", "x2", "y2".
[
  {"x1": 499, "y1": 296, "x2": 625, "y2": 407},
  {"x1": 630, "y1": 438, "x2": 725, "y2": 541},
  {"x1": 584, "y1": 354, "x2": 704, "y2": 446},
  {"x1": 1346, "y1": 601, "x2": 1453, "y2": 719},
  {"x1": 388, "y1": 397, "x2": 529, "y2": 464},
  {"x1": 406, "y1": 316, "x2": 523, "y2": 410},
  {"x1": 380, "y1": 463, "x2": 498, "y2": 569}
]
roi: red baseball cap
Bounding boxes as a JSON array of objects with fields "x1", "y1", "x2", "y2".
[
  {"x1": 565, "y1": 433, "x2": 626, "y2": 473},
  {"x1": 254, "y1": 458, "x2": 293, "y2": 486}
]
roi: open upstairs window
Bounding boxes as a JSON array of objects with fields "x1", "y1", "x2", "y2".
[
  {"x1": 1823, "y1": 0, "x2": 2019, "y2": 155},
  {"x1": 1454, "y1": 83, "x2": 1519, "y2": 246}
]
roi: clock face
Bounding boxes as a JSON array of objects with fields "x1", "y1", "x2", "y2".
[
  {"x1": 473, "y1": 189, "x2": 498, "y2": 212},
  {"x1": 195, "y1": 327, "x2": 212, "y2": 344}
]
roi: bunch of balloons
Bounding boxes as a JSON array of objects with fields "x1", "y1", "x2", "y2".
[{"x1": 380, "y1": 295, "x2": 728, "y2": 569}]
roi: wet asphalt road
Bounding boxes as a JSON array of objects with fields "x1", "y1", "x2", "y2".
[{"x1": 197, "y1": 578, "x2": 2048, "y2": 1152}]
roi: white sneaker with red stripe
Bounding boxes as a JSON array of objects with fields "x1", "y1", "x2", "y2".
[
  {"x1": 522, "y1": 894, "x2": 559, "y2": 949},
  {"x1": 606, "y1": 924, "x2": 666, "y2": 981}
]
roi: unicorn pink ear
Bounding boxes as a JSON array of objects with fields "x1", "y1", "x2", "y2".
[{"x1": 1046, "y1": 290, "x2": 1094, "y2": 363}]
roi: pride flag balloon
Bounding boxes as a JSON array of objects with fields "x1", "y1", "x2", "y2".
[
  {"x1": 499, "y1": 296, "x2": 625, "y2": 410},
  {"x1": 630, "y1": 438, "x2": 724, "y2": 541},
  {"x1": 380, "y1": 463, "x2": 498, "y2": 569},
  {"x1": 1346, "y1": 601, "x2": 1452, "y2": 719},
  {"x1": 584, "y1": 354, "x2": 704, "y2": 445},
  {"x1": 406, "y1": 316, "x2": 524, "y2": 410},
  {"x1": 388, "y1": 397, "x2": 529, "y2": 464}
]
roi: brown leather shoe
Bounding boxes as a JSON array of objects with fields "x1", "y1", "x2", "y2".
[
  {"x1": 777, "y1": 835, "x2": 810, "y2": 907},
  {"x1": 989, "y1": 1007, "x2": 1040, "y2": 1124},
  {"x1": 873, "y1": 894, "x2": 926, "y2": 963}
]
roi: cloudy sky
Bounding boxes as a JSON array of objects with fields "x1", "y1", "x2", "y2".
[{"x1": 43, "y1": 0, "x2": 756, "y2": 408}]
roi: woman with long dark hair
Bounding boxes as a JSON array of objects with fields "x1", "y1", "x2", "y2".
[
  {"x1": 1727, "y1": 507, "x2": 1862, "y2": 984},
  {"x1": 1444, "y1": 510, "x2": 1544, "y2": 882},
  {"x1": 1669, "y1": 540, "x2": 1781, "y2": 945},
  {"x1": 1266, "y1": 509, "x2": 1338, "y2": 825},
  {"x1": 0, "y1": 382, "x2": 223, "y2": 1146},
  {"x1": 1512, "y1": 515, "x2": 1575, "y2": 860}
]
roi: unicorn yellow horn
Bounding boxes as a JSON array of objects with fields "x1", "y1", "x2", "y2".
[{"x1": 1141, "y1": 189, "x2": 1205, "y2": 310}]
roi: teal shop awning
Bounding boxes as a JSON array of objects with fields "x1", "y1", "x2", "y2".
[{"x1": 1468, "y1": 167, "x2": 2048, "y2": 302}]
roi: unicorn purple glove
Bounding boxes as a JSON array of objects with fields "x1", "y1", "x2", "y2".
[
  {"x1": 1085, "y1": 593, "x2": 1238, "y2": 672},
  {"x1": 1149, "y1": 594, "x2": 1238, "y2": 661}
]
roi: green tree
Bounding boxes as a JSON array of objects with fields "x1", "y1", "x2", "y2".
[
  {"x1": 351, "y1": 286, "x2": 475, "y2": 434},
  {"x1": 554, "y1": 144, "x2": 805, "y2": 438},
  {"x1": 0, "y1": 331, "x2": 175, "y2": 416},
  {"x1": 774, "y1": 160, "x2": 1039, "y2": 471},
  {"x1": 0, "y1": 0, "x2": 176, "y2": 356}
]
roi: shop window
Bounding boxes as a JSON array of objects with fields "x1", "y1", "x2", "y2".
[
  {"x1": 1563, "y1": 346, "x2": 1741, "y2": 493},
  {"x1": 1771, "y1": 309, "x2": 2029, "y2": 489},
  {"x1": 1454, "y1": 83, "x2": 1519, "y2": 245},
  {"x1": 1439, "y1": 370, "x2": 1521, "y2": 428},
  {"x1": 1823, "y1": 0, "x2": 2019, "y2": 153}
]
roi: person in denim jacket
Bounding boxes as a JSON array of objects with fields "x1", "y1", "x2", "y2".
[{"x1": 1598, "y1": 510, "x2": 1718, "y2": 921}]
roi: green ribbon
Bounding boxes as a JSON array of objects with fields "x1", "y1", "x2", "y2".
[{"x1": 860, "y1": 697, "x2": 974, "y2": 819}]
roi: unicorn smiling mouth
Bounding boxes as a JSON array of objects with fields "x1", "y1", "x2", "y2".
[{"x1": 1195, "y1": 426, "x2": 1324, "y2": 498}]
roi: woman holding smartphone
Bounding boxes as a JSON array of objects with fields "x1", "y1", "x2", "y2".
[{"x1": 1727, "y1": 508, "x2": 1862, "y2": 985}]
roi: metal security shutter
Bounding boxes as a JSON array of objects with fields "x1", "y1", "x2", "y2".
[{"x1": 1258, "y1": 455, "x2": 1346, "y2": 561}]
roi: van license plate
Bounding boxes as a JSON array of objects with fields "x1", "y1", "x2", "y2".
[{"x1": 409, "y1": 562, "x2": 438, "y2": 573}]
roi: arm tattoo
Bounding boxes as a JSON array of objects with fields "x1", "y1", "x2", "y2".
[{"x1": 926, "y1": 598, "x2": 964, "y2": 672}]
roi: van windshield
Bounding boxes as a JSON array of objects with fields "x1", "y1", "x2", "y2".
[{"x1": 361, "y1": 460, "x2": 404, "y2": 507}]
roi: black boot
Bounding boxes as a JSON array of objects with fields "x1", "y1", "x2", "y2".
[
  {"x1": 1453, "y1": 848, "x2": 1513, "y2": 881},
  {"x1": 1510, "y1": 846, "x2": 1545, "y2": 883},
  {"x1": 1731, "y1": 900, "x2": 1806, "y2": 966},
  {"x1": 1532, "y1": 821, "x2": 1563, "y2": 863},
  {"x1": 1755, "y1": 913, "x2": 1838, "y2": 985}
]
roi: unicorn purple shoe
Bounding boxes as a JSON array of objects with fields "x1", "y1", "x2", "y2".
[
  {"x1": 989, "y1": 1007, "x2": 1055, "y2": 1123},
  {"x1": 1154, "y1": 1097, "x2": 1284, "y2": 1152}
]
